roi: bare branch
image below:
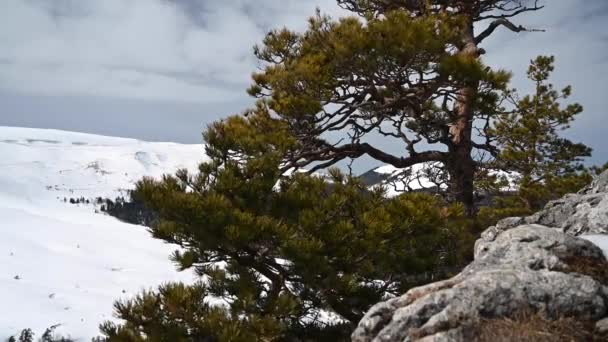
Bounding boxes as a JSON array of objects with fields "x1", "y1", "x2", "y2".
[
  {"x1": 286, "y1": 140, "x2": 447, "y2": 173},
  {"x1": 475, "y1": 18, "x2": 545, "y2": 44},
  {"x1": 477, "y1": 1, "x2": 544, "y2": 20}
]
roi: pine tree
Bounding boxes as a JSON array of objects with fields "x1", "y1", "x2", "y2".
[
  {"x1": 99, "y1": 112, "x2": 473, "y2": 341},
  {"x1": 97, "y1": 2, "x2": 591, "y2": 340},
  {"x1": 247, "y1": 0, "x2": 546, "y2": 214},
  {"x1": 491, "y1": 56, "x2": 592, "y2": 211}
]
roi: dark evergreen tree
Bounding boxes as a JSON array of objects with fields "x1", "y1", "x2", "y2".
[
  {"x1": 100, "y1": 193, "x2": 158, "y2": 227},
  {"x1": 9, "y1": 329, "x2": 33, "y2": 342}
]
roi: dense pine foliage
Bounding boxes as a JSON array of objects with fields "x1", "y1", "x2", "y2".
[
  {"x1": 478, "y1": 56, "x2": 593, "y2": 222},
  {"x1": 492, "y1": 56, "x2": 591, "y2": 210},
  {"x1": 244, "y1": 0, "x2": 552, "y2": 214},
  {"x1": 99, "y1": 111, "x2": 475, "y2": 340}
]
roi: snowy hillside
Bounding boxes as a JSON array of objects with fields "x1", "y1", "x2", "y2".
[
  {"x1": 361, "y1": 163, "x2": 445, "y2": 197},
  {"x1": 360, "y1": 162, "x2": 517, "y2": 197},
  {"x1": 0, "y1": 127, "x2": 206, "y2": 339}
]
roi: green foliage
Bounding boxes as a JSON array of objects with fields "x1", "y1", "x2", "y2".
[
  {"x1": 251, "y1": 10, "x2": 475, "y2": 104},
  {"x1": 99, "y1": 282, "x2": 281, "y2": 342},
  {"x1": 490, "y1": 56, "x2": 592, "y2": 211},
  {"x1": 249, "y1": 9, "x2": 508, "y2": 135},
  {"x1": 246, "y1": 7, "x2": 512, "y2": 212},
  {"x1": 100, "y1": 110, "x2": 474, "y2": 341},
  {"x1": 476, "y1": 196, "x2": 534, "y2": 228}
]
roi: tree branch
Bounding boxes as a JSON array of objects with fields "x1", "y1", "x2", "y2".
[
  {"x1": 284, "y1": 141, "x2": 447, "y2": 174},
  {"x1": 475, "y1": 18, "x2": 545, "y2": 44},
  {"x1": 477, "y1": 1, "x2": 544, "y2": 20}
]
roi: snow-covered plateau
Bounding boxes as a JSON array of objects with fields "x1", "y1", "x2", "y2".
[{"x1": 0, "y1": 126, "x2": 206, "y2": 339}]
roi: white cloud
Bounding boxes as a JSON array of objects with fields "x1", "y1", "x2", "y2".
[
  {"x1": 479, "y1": 0, "x2": 608, "y2": 137},
  {"x1": 5, "y1": 0, "x2": 604, "y2": 108},
  {"x1": 0, "y1": 0, "x2": 345, "y2": 102}
]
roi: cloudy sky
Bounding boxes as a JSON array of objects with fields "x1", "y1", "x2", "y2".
[{"x1": 1, "y1": 0, "x2": 607, "y2": 171}]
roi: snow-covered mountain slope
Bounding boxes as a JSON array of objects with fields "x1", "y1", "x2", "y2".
[
  {"x1": 361, "y1": 163, "x2": 445, "y2": 197},
  {"x1": 0, "y1": 126, "x2": 204, "y2": 201},
  {"x1": 360, "y1": 162, "x2": 517, "y2": 197},
  {"x1": 0, "y1": 127, "x2": 206, "y2": 339}
]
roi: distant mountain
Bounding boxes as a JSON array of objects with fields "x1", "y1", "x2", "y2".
[
  {"x1": 358, "y1": 163, "x2": 446, "y2": 196},
  {"x1": 0, "y1": 127, "x2": 205, "y2": 339},
  {"x1": 359, "y1": 162, "x2": 518, "y2": 199}
]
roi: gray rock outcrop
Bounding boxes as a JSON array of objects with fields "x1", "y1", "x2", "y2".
[
  {"x1": 488, "y1": 170, "x2": 608, "y2": 238},
  {"x1": 352, "y1": 171, "x2": 608, "y2": 342}
]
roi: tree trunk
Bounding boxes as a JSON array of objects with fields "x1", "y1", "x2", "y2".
[
  {"x1": 447, "y1": 140, "x2": 475, "y2": 215},
  {"x1": 447, "y1": 21, "x2": 479, "y2": 216}
]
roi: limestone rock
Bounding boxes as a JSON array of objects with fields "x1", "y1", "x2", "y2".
[
  {"x1": 352, "y1": 225, "x2": 608, "y2": 342},
  {"x1": 497, "y1": 170, "x2": 608, "y2": 236}
]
